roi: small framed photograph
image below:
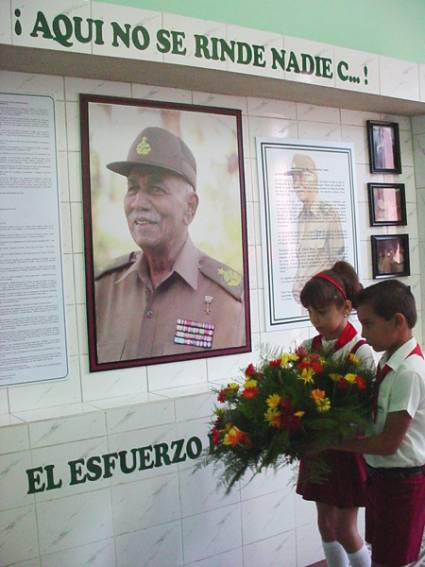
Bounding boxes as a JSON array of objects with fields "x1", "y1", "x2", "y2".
[
  {"x1": 367, "y1": 183, "x2": 407, "y2": 226},
  {"x1": 367, "y1": 120, "x2": 402, "y2": 174},
  {"x1": 371, "y1": 234, "x2": 410, "y2": 279}
]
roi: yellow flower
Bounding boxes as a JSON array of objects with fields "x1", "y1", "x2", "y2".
[
  {"x1": 298, "y1": 367, "x2": 315, "y2": 384},
  {"x1": 244, "y1": 379, "x2": 258, "y2": 389},
  {"x1": 266, "y1": 393, "x2": 282, "y2": 408},
  {"x1": 294, "y1": 410, "x2": 305, "y2": 417},
  {"x1": 264, "y1": 407, "x2": 281, "y2": 428},
  {"x1": 280, "y1": 352, "x2": 299, "y2": 368},
  {"x1": 316, "y1": 397, "x2": 331, "y2": 413},
  {"x1": 311, "y1": 389, "x2": 331, "y2": 412},
  {"x1": 347, "y1": 353, "x2": 360, "y2": 366},
  {"x1": 329, "y1": 372, "x2": 343, "y2": 382},
  {"x1": 344, "y1": 373, "x2": 358, "y2": 383},
  {"x1": 265, "y1": 406, "x2": 278, "y2": 420}
]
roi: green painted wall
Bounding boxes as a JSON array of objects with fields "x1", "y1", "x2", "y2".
[{"x1": 98, "y1": 0, "x2": 425, "y2": 64}]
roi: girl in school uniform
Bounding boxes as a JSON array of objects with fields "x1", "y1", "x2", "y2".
[{"x1": 296, "y1": 261, "x2": 374, "y2": 567}]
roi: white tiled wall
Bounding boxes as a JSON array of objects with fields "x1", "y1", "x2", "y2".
[
  {"x1": 1, "y1": 68, "x2": 421, "y2": 412},
  {"x1": 412, "y1": 114, "x2": 425, "y2": 345},
  {"x1": 0, "y1": 388, "x2": 328, "y2": 567},
  {"x1": 0, "y1": 68, "x2": 422, "y2": 566}
]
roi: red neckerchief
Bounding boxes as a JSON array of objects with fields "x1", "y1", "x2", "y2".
[
  {"x1": 311, "y1": 321, "x2": 358, "y2": 354},
  {"x1": 372, "y1": 342, "x2": 424, "y2": 421}
]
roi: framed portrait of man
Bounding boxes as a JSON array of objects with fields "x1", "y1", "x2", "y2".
[
  {"x1": 80, "y1": 94, "x2": 251, "y2": 372},
  {"x1": 256, "y1": 138, "x2": 360, "y2": 329}
]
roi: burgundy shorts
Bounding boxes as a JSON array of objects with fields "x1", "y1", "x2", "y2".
[
  {"x1": 296, "y1": 450, "x2": 367, "y2": 508},
  {"x1": 366, "y1": 468, "x2": 425, "y2": 566}
]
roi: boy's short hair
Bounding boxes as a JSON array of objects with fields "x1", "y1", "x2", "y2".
[{"x1": 356, "y1": 280, "x2": 417, "y2": 328}]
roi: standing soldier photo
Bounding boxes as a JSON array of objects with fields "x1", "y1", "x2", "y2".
[{"x1": 288, "y1": 154, "x2": 345, "y2": 303}]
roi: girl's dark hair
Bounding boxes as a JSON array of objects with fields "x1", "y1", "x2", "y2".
[
  {"x1": 356, "y1": 280, "x2": 417, "y2": 328},
  {"x1": 300, "y1": 261, "x2": 362, "y2": 309}
]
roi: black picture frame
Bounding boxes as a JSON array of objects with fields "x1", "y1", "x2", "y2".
[
  {"x1": 367, "y1": 120, "x2": 402, "y2": 174},
  {"x1": 371, "y1": 234, "x2": 410, "y2": 279},
  {"x1": 80, "y1": 94, "x2": 251, "y2": 372},
  {"x1": 367, "y1": 183, "x2": 407, "y2": 226}
]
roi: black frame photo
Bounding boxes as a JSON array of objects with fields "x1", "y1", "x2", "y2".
[
  {"x1": 367, "y1": 183, "x2": 407, "y2": 226},
  {"x1": 371, "y1": 234, "x2": 410, "y2": 279},
  {"x1": 80, "y1": 94, "x2": 251, "y2": 372},
  {"x1": 367, "y1": 120, "x2": 402, "y2": 174}
]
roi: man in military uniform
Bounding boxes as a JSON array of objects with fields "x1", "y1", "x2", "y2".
[
  {"x1": 288, "y1": 154, "x2": 345, "y2": 303},
  {"x1": 95, "y1": 127, "x2": 246, "y2": 363}
]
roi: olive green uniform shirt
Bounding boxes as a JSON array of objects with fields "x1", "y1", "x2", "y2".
[
  {"x1": 293, "y1": 200, "x2": 345, "y2": 299},
  {"x1": 95, "y1": 238, "x2": 246, "y2": 363}
]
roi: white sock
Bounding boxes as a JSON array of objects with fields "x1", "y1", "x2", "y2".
[
  {"x1": 347, "y1": 544, "x2": 371, "y2": 567},
  {"x1": 322, "y1": 540, "x2": 349, "y2": 567}
]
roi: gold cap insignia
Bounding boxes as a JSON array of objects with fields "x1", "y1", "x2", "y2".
[
  {"x1": 136, "y1": 136, "x2": 151, "y2": 156},
  {"x1": 218, "y1": 267, "x2": 241, "y2": 287}
]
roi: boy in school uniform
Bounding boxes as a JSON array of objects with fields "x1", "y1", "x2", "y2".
[{"x1": 336, "y1": 280, "x2": 425, "y2": 567}]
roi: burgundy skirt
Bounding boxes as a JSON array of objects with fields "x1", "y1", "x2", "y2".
[
  {"x1": 366, "y1": 471, "x2": 425, "y2": 566},
  {"x1": 296, "y1": 450, "x2": 367, "y2": 508}
]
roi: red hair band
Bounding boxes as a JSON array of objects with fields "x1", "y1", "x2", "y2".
[{"x1": 313, "y1": 272, "x2": 347, "y2": 300}]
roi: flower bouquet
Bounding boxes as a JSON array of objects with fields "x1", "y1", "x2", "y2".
[{"x1": 204, "y1": 347, "x2": 375, "y2": 492}]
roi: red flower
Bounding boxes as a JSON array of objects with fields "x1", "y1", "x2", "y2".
[
  {"x1": 211, "y1": 428, "x2": 221, "y2": 446},
  {"x1": 217, "y1": 383, "x2": 239, "y2": 403},
  {"x1": 269, "y1": 398, "x2": 302, "y2": 433},
  {"x1": 311, "y1": 361, "x2": 323, "y2": 373},
  {"x1": 355, "y1": 375, "x2": 367, "y2": 390},
  {"x1": 339, "y1": 378, "x2": 349, "y2": 390},
  {"x1": 280, "y1": 398, "x2": 294, "y2": 412},
  {"x1": 281, "y1": 413, "x2": 302, "y2": 433},
  {"x1": 245, "y1": 363, "x2": 256, "y2": 377},
  {"x1": 297, "y1": 359, "x2": 323, "y2": 373},
  {"x1": 269, "y1": 358, "x2": 281, "y2": 368},
  {"x1": 295, "y1": 345, "x2": 308, "y2": 358},
  {"x1": 214, "y1": 416, "x2": 223, "y2": 429},
  {"x1": 242, "y1": 386, "x2": 260, "y2": 399},
  {"x1": 217, "y1": 390, "x2": 227, "y2": 402},
  {"x1": 308, "y1": 354, "x2": 324, "y2": 372}
]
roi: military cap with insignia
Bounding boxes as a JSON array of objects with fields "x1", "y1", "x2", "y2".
[{"x1": 107, "y1": 126, "x2": 197, "y2": 190}]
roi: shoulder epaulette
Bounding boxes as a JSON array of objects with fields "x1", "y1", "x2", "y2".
[
  {"x1": 95, "y1": 252, "x2": 137, "y2": 280},
  {"x1": 199, "y1": 255, "x2": 243, "y2": 301}
]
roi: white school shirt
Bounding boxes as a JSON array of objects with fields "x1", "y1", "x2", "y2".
[
  {"x1": 365, "y1": 336, "x2": 425, "y2": 468},
  {"x1": 302, "y1": 332, "x2": 375, "y2": 369}
]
